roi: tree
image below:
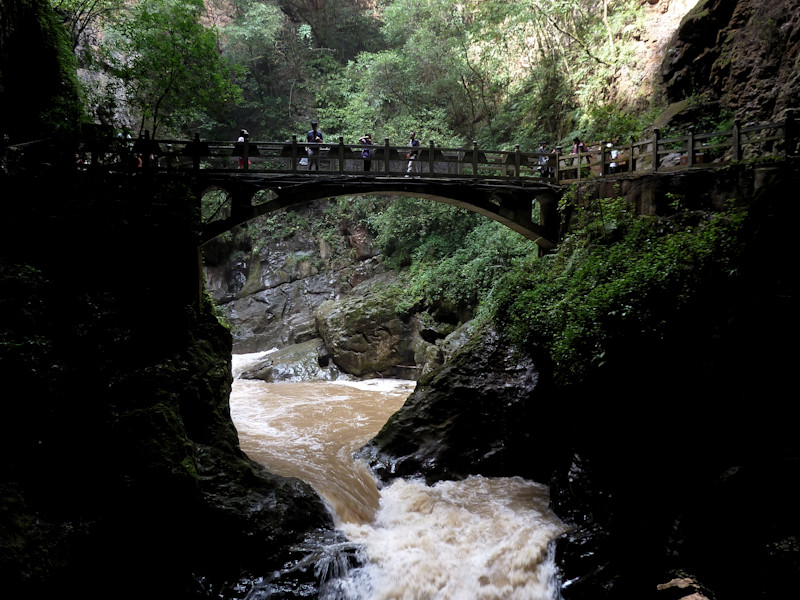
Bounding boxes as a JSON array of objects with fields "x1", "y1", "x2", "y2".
[
  {"x1": 50, "y1": 0, "x2": 124, "y2": 49},
  {"x1": 221, "y1": 1, "x2": 284, "y2": 107},
  {"x1": 105, "y1": 0, "x2": 241, "y2": 137},
  {"x1": 276, "y1": 0, "x2": 383, "y2": 60}
]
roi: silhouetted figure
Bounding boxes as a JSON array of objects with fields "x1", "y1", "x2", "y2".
[
  {"x1": 306, "y1": 121, "x2": 323, "y2": 170},
  {"x1": 237, "y1": 129, "x2": 250, "y2": 169},
  {"x1": 406, "y1": 130, "x2": 420, "y2": 174},
  {"x1": 359, "y1": 133, "x2": 374, "y2": 171}
]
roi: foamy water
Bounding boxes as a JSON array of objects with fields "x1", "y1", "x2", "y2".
[{"x1": 230, "y1": 352, "x2": 569, "y2": 599}]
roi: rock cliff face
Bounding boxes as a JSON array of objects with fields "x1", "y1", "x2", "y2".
[
  {"x1": 202, "y1": 201, "x2": 384, "y2": 354},
  {"x1": 660, "y1": 0, "x2": 800, "y2": 124},
  {"x1": 358, "y1": 322, "x2": 563, "y2": 486},
  {"x1": 0, "y1": 173, "x2": 336, "y2": 598},
  {"x1": 202, "y1": 202, "x2": 448, "y2": 379},
  {"x1": 361, "y1": 163, "x2": 800, "y2": 599}
]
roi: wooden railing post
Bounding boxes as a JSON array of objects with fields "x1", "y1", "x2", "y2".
[
  {"x1": 652, "y1": 128, "x2": 660, "y2": 173},
  {"x1": 629, "y1": 136, "x2": 635, "y2": 173},
  {"x1": 732, "y1": 120, "x2": 741, "y2": 161},
  {"x1": 472, "y1": 141, "x2": 478, "y2": 175},
  {"x1": 291, "y1": 135, "x2": 298, "y2": 172},
  {"x1": 785, "y1": 109, "x2": 796, "y2": 157},
  {"x1": 687, "y1": 126, "x2": 695, "y2": 167},
  {"x1": 192, "y1": 133, "x2": 201, "y2": 170},
  {"x1": 384, "y1": 138, "x2": 391, "y2": 173},
  {"x1": 600, "y1": 141, "x2": 607, "y2": 176},
  {"x1": 429, "y1": 139, "x2": 435, "y2": 174},
  {"x1": 338, "y1": 136, "x2": 345, "y2": 172},
  {"x1": 514, "y1": 144, "x2": 521, "y2": 178},
  {"x1": 553, "y1": 147, "x2": 561, "y2": 182}
]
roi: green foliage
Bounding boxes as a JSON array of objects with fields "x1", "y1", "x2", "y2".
[
  {"x1": 316, "y1": 46, "x2": 459, "y2": 146},
  {"x1": 220, "y1": 0, "x2": 283, "y2": 114},
  {"x1": 491, "y1": 197, "x2": 747, "y2": 385},
  {"x1": 380, "y1": 0, "x2": 492, "y2": 142},
  {"x1": 578, "y1": 103, "x2": 650, "y2": 144},
  {"x1": 494, "y1": 60, "x2": 573, "y2": 149},
  {"x1": 103, "y1": 0, "x2": 241, "y2": 136},
  {"x1": 201, "y1": 189, "x2": 231, "y2": 223},
  {"x1": 368, "y1": 198, "x2": 480, "y2": 268},
  {"x1": 399, "y1": 220, "x2": 539, "y2": 317},
  {"x1": 329, "y1": 195, "x2": 387, "y2": 227},
  {"x1": 366, "y1": 198, "x2": 538, "y2": 318},
  {"x1": 59, "y1": 0, "x2": 666, "y2": 148},
  {"x1": 244, "y1": 208, "x2": 311, "y2": 242},
  {"x1": 50, "y1": 0, "x2": 125, "y2": 48}
]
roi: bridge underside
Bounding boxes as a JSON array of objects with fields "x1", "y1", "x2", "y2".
[{"x1": 193, "y1": 173, "x2": 561, "y2": 249}]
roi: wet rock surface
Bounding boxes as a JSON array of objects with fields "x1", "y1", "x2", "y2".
[
  {"x1": 0, "y1": 175, "x2": 335, "y2": 599},
  {"x1": 237, "y1": 338, "x2": 346, "y2": 382},
  {"x1": 314, "y1": 271, "x2": 434, "y2": 379},
  {"x1": 359, "y1": 323, "x2": 562, "y2": 486},
  {"x1": 203, "y1": 201, "x2": 384, "y2": 354}
]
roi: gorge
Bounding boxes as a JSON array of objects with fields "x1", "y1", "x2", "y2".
[{"x1": 2, "y1": 0, "x2": 800, "y2": 598}]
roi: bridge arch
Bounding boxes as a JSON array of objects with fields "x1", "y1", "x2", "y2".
[{"x1": 194, "y1": 174, "x2": 561, "y2": 250}]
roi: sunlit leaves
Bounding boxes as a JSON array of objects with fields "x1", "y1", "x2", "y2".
[
  {"x1": 104, "y1": 0, "x2": 240, "y2": 136},
  {"x1": 308, "y1": 0, "x2": 645, "y2": 150},
  {"x1": 315, "y1": 50, "x2": 453, "y2": 144},
  {"x1": 224, "y1": 2, "x2": 283, "y2": 50}
]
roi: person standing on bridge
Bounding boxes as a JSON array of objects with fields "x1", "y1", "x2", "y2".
[
  {"x1": 359, "y1": 133, "x2": 374, "y2": 172},
  {"x1": 572, "y1": 136, "x2": 587, "y2": 157},
  {"x1": 237, "y1": 129, "x2": 251, "y2": 169},
  {"x1": 572, "y1": 136, "x2": 589, "y2": 177},
  {"x1": 537, "y1": 141, "x2": 549, "y2": 177},
  {"x1": 406, "y1": 130, "x2": 420, "y2": 175},
  {"x1": 608, "y1": 139, "x2": 620, "y2": 174},
  {"x1": 306, "y1": 121, "x2": 323, "y2": 171}
]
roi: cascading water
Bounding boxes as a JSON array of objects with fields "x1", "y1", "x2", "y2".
[{"x1": 230, "y1": 352, "x2": 569, "y2": 599}]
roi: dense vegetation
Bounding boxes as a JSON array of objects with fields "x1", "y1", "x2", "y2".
[
  {"x1": 41, "y1": 0, "x2": 760, "y2": 383},
  {"x1": 492, "y1": 192, "x2": 747, "y2": 385},
  {"x1": 52, "y1": 0, "x2": 660, "y2": 146}
]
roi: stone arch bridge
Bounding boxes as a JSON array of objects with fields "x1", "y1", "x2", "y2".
[
  {"x1": 191, "y1": 172, "x2": 561, "y2": 250},
  {"x1": 54, "y1": 109, "x2": 798, "y2": 250}
]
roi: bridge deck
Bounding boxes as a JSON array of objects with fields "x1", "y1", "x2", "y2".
[
  {"x1": 64, "y1": 109, "x2": 796, "y2": 186},
  {"x1": 193, "y1": 171, "x2": 557, "y2": 192}
]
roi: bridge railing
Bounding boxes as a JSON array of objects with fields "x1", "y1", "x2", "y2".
[
  {"x1": 6, "y1": 109, "x2": 796, "y2": 183},
  {"x1": 118, "y1": 109, "x2": 798, "y2": 183},
  {"x1": 115, "y1": 134, "x2": 554, "y2": 181},
  {"x1": 556, "y1": 108, "x2": 797, "y2": 183}
]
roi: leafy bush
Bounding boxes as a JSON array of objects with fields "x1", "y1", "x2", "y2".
[
  {"x1": 367, "y1": 198, "x2": 539, "y2": 318},
  {"x1": 367, "y1": 198, "x2": 481, "y2": 269},
  {"x1": 491, "y1": 196, "x2": 747, "y2": 385}
]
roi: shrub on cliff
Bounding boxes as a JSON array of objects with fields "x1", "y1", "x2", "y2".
[{"x1": 491, "y1": 192, "x2": 747, "y2": 386}]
